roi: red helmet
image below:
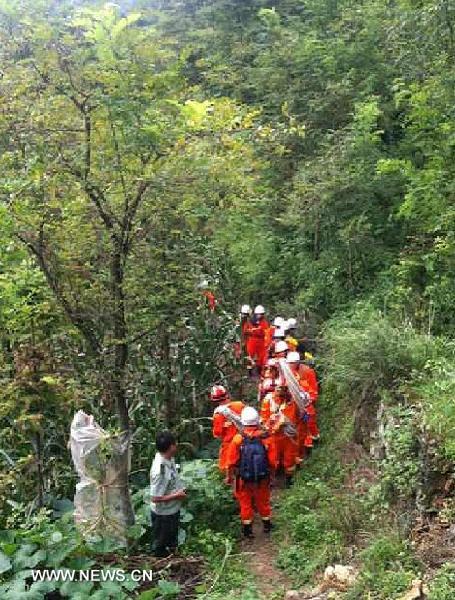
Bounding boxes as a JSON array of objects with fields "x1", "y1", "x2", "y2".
[{"x1": 210, "y1": 385, "x2": 228, "y2": 402}]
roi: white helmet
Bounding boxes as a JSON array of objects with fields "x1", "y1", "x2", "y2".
[
  {"x1": 287, "y1": 318, "x2": 297, "y2": 329},
  {"x1": 241, "y1": 406, "x2": 259, "y2": 426},
  {"x1": 273, "y1": 316, "x2": 284, "y2": 327},
  {"x1": 286, "y1": 351, "x2": 300, "y2": 363},
  {"x1": 274, "y1": 340, "x2": 288, "y2": 354},
  {"x1": 254, "y1": 305, "x2": 265, "y2": 315},
  {"x1": 273, "y1": 328, "x2": 286, "y2": 339},
  {"x1": 241, "y1": 304, "x2": 251, "y2": 315}
]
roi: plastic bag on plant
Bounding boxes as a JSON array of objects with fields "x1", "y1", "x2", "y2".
[{"x1": 70, "y1": 411, "x2": 134, "y2": 544}]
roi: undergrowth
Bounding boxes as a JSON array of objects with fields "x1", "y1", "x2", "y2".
[{"x1": 273, "y1": 307, "x2": 454, "y2": 597}]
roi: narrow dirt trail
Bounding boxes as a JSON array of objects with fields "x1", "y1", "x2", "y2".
[
  {"x1": 240, "y1": 487, "x2": 292, "y2": 599},
  {"x1": 234, "y1": 377, "x2": 294, "y2": 598}
]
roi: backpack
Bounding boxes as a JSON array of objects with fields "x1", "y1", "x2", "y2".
[{"x1": 239, "y1": 435, "x2": 269, "y2": 482}]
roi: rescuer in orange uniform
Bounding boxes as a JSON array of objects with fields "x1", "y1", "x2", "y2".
[
  {"x1": 269, "y1": 316, "x2": 285, "y2": 338},
  {"x1": 245, "y1": 305, "x2": 270, "y2": 374},
  {"x1": 266, "y1": 317, "x2": 285, "y2": 353},
  {"x1": 258, "y1": 358, "x2": 279, "y2": 400},
  {"x1": 210, "y1": 385, "x2": 245, "y2": 482},
  {"x1": 272, "y1": 339, "x2": 289, "y2": 360},
  {"x1": 261, "y1": 384, "x2": 299, "y2": 487},
  {"x1": 203, "y1": 290, "x2": 217, "y2": 311},
  {"x1": 301, "y1": 354, "x2": 320, "y2": 442},
  {"x1": 226, "y1": 406, "x2": 274, "y2": 538},
  {"x1": 285, "y1": 351, "x2": 318, "y2": 462},
  {"x1": 267, "y1": 326, "x2": 287, "y2": 358},
  {"x1": 234, "y1": 304, "x2": 252, "y2": 361},
  {"x1": 199, "y1": 280, "x2": 217, "y2": 311},
  {"x1": 240, "y1": 304, "x2": 252, "y2": 346}
]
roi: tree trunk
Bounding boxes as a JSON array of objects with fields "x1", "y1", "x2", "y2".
[
  {"x1": 109, "y1": 247, "x2": 135, "y2": 527},
  {"x1": 34, "y1": 431, "x2": 44, "y2": 508},
  {"x1": 111, "y1": 248, "x2": 130, "y2": 434},
  {"x1": 162, "y1": 330, "x2": 176, "y2": 427}
]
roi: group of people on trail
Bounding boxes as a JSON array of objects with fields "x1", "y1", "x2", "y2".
[
  {"x1": 210, "y1": 305, "x2": 320, "y2": 538},
  {"x1": 149, "y1": 304, "x2": 320, "y2": 555},
  {"x1": 239, "y1": 304, "x2": 308, "y2": 376}
]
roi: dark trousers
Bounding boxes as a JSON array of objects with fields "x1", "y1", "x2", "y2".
[{"x1": 151, "y1": 511, "x2": 180, "y2": 557}]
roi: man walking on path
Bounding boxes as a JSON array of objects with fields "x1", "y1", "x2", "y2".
[{"x1": 226, "y1": 406, "x2": 274, "y2": 538}]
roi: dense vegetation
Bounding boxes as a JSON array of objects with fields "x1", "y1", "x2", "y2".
[{"x1": 0, "y1": 0, "x2": 454, "y2": 598}]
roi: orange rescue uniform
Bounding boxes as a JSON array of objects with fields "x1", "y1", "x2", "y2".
[
  {"x1": 299, "y1": 364, "x2": 320, "y2": 439},
  {"x1": 290, "y1": 367, "x2": 319, "y2": 458},
  {"x1": 212, "y1": 400, "x2": 245, "y2": 471},
  {"x1": 261, "y1": 392, "x2": 299, "y2": 474},
  {"x1": 245, "y1": 319, "x2": 270, "y2": 369},
  {"x1": 234, "y1": 318, "x2": 251, "y2": 360},
  {"x1": 226, "y1": 427, "x2": 273, "y2": 524}
]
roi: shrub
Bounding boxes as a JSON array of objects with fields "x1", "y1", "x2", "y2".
[
  {"x1": 428, "y1": 563, "x2": 455, "y2": 600},
  {"x1": 322, "y1": 305, "x2": 447, "y2": 398},
  {"x1": 0, "y1": 510, "x2": 143, "y2": 599},
  {"x1": 346, "y1": 535, "x2": 419, "y2": 600},
  {"x1": 179, "y1": 459, "x2": 238, "y2": 536},
  {"x1": 380, "y1": 406, "x2": 420, "y2": 501},
  {"x1": 415, "y1": 359, "x2": 455, "y2": 462}
]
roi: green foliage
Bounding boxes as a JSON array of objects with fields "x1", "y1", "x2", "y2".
[
  {"x1": 275, "y1": 306, "x2": 453, "y2": 590},
  {"x1": 276, "y1": 444, "x2": 359, "y2": 583},
  {"x1": 179, "y1": 460, "x2": 238, "y2": 538},
  {"x1": 414, "y1": 359, "x2": 455, "y2": 462},
  {"x1": 0, "y1": 508, "x2": 189, "y2": 599},
  {"x1": 428, "y1": 563, "x2": 455, "y2": 600},
  {"x1": 200, "y1": 553, "x2": 261, "y2": 600},
  {"x1": 1, "y1": 0, "x2": 455, "y2": 595},
  {"x1": 322, "y1": 304, "x2": 447, "y2": 398},
  {"x1": 346, "y1": 535, "x2": 419, "y2": 600},
  {"x1": 380, "y1": 406, "x2": 420, "y2": 501}
]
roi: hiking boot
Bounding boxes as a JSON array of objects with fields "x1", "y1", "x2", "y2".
[
  {"x1": 263, "y1": 520, "x2": 274, "y2": 533},
  {"x1": 285, "y1": 475, "x2": 294, "y2": 488},
  {"x1": 242, "y1": 523, "x2": 254, "y2": 539}
]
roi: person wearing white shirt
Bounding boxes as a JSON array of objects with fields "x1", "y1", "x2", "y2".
[{"x1": 150, "y1": 431, "x2": 187, "y2": 557}]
